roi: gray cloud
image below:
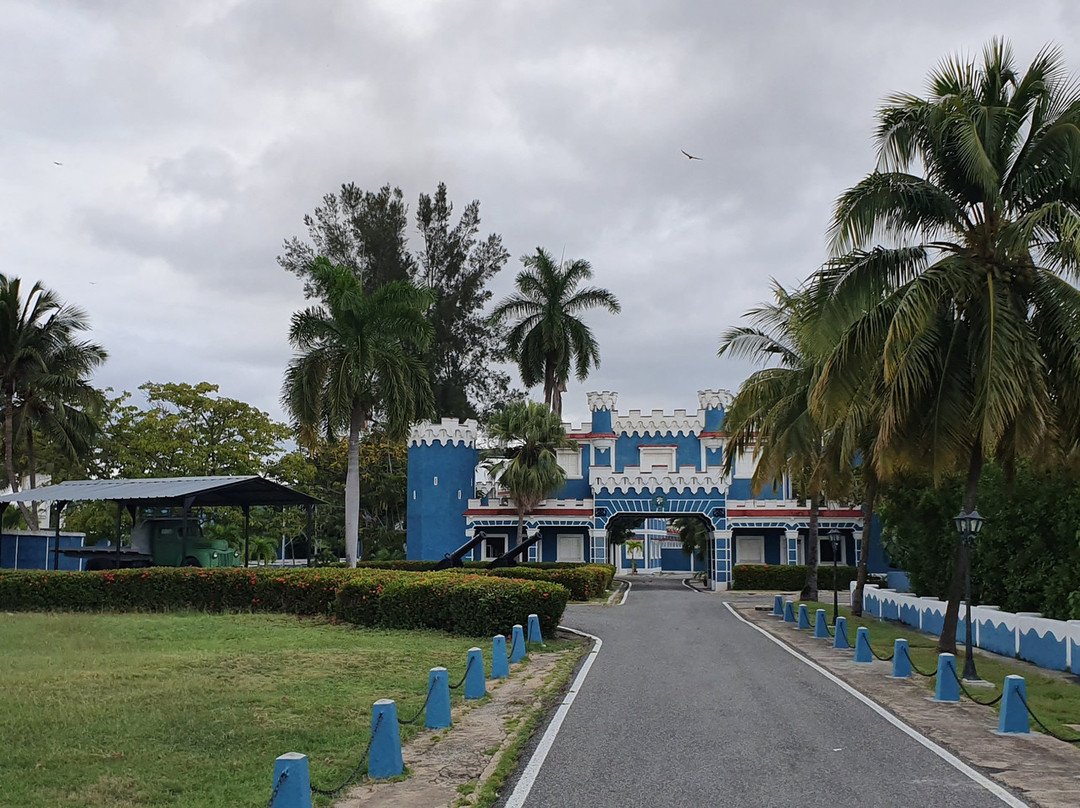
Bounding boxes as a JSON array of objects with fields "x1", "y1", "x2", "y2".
[{"x1": 4, "y1": 0, "x2": 1079, "y2": 430}]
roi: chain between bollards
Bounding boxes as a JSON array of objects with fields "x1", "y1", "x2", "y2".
[
  {"x1": 869, "y1": 644, "x2": 894, "y2": 662},
  {"x1": 945, "y1": 664, "x2": 1003, "y2": 707},
  {"x1": 398, "y1": 674, "x2": 439, "y2": 726},
  {"x1": 509, "y1": 630, "x2": 522, "y2": 661},
  {"x1": 1017, "y1": 693, "x2": 1080, "y2": 744},
  {"x1": 901, "y1": 645, "x2": 937, "y2": 678},
  {"x1": 266, "y1": 769, "x2": 288, "y2": 808},
  {"x1": 449, "y1": 654, "x2": 475, "y2": 690},
  {"x1": 310, "y1": 712, "x2": 384, "y2": 797}
]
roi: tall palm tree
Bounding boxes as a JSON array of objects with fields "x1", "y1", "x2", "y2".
[
  {"x1": 489, "y1": 248, "x2": 620, "y2": 417},
  {"x1": 282, "y1": 257, "x2": 434, "y2": 567},
  {"x1": 485, "y1": 400, "x2": 571, "y2": 548},
  {"x1": 0, "y1": 276, "x2": 106, "y2": 529},
  {"x1": 824, "y1": 39, "x2": 1080, "y2": 650},
  {"x1": 719, "y1": 284, "x2": 845, "y2": 601}
]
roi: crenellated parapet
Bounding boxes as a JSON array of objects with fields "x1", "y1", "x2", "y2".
[
  {"x1": 698, "y1": 389, "x2": 732, "y2": 410},
  {"x1": 408, "y1": 418, "x2": 478, "y2": 447},
  {"x1": 615, "y1": 409, "x2": 703, "y2": 437},
  {"x1": 587, "y1": 391, "x2": 618, "y2": 411},
  {"x1": 591, "y1": 466, "x2": 727, "y2": 494}
]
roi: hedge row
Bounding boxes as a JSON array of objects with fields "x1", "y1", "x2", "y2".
[
  {"x1": 0, "y1": 567, "x2": 569, "y2": 637},
  {"x1": 350, "y1": 560, "x2": 617, "y2": 601},
  {"x1": 731, "y1": 564, "x2": 887, "y2": 591}
]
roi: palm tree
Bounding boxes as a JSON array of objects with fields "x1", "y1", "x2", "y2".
[
  {"x1": 485, "y1": 400, "x2": 571, "y2": 548},
  {"x1": 823, "y1": 39, "x2": 1080, "y2": 650},
  {"x1": 282, "y1": 257, "x2": 434, "y2": 567},
  {"x1": 489, "y1": 248, "x2": 620, "y2": 416},
  {"x1": 719, "y1": 284, "x2": 845, "y2": 601},
  {"x1": 0, "y1": 276, "x2": 106, "y2": 529}
]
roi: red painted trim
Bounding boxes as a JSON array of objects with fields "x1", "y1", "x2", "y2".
[
  {"x1": 568, "y1": 432, "x2": 617, "y2": 441},
  {"x1": 464, "y1": 508, "x2": 594, "y2": 517},
  {"x1": 726, "y1": 508, "x2": 863, "y2": 518},
  {"x1": 638, "y1": 444, "x2": 678, "y2": 448}
]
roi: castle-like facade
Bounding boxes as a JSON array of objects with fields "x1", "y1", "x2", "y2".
[{"x1": 407, "y1": 391, "x2": 887, "y2": 589}]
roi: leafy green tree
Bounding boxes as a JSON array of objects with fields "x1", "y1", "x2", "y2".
[
  {"x1": 282, "y1": 258, "x2": 433, "y2": 566},
  {"x1": 719, "y1": 284, "x2": 846, "y2": 601},
  {"x1": 490, "y1": 248, "x2": 620, "y2": 417},
  {"x1": 0, "y1": 275, "x2": 107, "y2": 528},
  {"x1": 624, "y1": 539, "x2": 643, "y2": 573},
  {"x1": 824, "y1": 39, "x2": 1080, "y2": 650},
  {"x1": 485, "y1": 400, "x2": 571, "y2": 546},
  {"x1": 672, "y1": 516, "x2": 710, "y2": 564},
  {"x1": 281, "y1": 182, "x2": 519, "y2": 421}
]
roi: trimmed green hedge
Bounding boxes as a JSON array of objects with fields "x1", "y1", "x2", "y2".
[
  {"x1": 488, "y1": 565, "x2": 611, "y2": 601},
  {"x1": 0, "y1": 567, "x2": 570, "y2": 637},
  {"x1": 731, "y1": 564, "x2": 887, "y2": 591}
]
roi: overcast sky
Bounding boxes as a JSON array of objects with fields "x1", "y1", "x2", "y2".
[{"x1": 5, "y1": 1, "x2": 1080, "y2": 432}]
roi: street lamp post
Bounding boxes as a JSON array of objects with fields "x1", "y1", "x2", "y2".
[
  {"x1": 827, "y1": 528, "x2": 842, "y2": 626},
  {"x1": 953, "y1": 509, "x2": 985, "y2": 681}
]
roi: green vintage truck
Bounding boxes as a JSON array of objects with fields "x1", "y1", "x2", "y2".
[{"x1": 71, "y1": 518, "x2": 242, "y2": 570}]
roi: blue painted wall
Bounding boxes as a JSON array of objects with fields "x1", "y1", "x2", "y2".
[
  {"x1": 406, "y1": 441, "x2": 478, "y2": 561},
  {"x1": 0, "y1": 533, "x2": 85, "y2": 570},
  {"x1": 553, "y1": 444, "x2": 591, "y2": 500},
  {"x1": 614, "y1": 432, "x2": 700, "y2": 472}
]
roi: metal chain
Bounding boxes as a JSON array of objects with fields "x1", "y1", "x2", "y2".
[
  {"x1": 824, "y1": 621, "x2": 835, "y2": 638},
  {"x1": 310, "y1": 713, "x2": 385, "y2": 797},
  {"x1": 398, "y1": 673, "x2": 438, "y2": 726},
  {"x1": 869, "y1": 645, "x2": 894, "y2": 662},
  {"x1": 449, "y1": 655, "x2": 475, "y2": 690},
  {"x1": 902, "y1": 646, "x2": 937, "y2": 678},
  {"x1": 946, "y1": 664, "x2": 1004, "y2": 706},
  {"x1": 509, "y1": 632, "x2": 522, "y2": 661},
  {"x1": 266, "y1": 769, "x2": 288, "y2": 808},
  {"x1": 1018, "y1": 692, "x2": 1080, "y2": 743}
]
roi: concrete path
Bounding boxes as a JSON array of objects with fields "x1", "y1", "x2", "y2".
[{"x1": 506, "y1": 577, "x2": 1021, "y2": 808}]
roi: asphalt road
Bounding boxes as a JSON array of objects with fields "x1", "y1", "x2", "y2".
[{"x1": 509, "y1": 576, "x2": 1016, "y2": 808}]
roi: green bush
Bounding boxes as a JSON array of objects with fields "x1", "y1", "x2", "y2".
[
  {"x1": 488, "y1": 565, "x2": 611, "y2": 600},
  {"x1": 373, "y1": 572, "x2": 568, "y2": 637},
  {"x1": 731, "y1": 564, "x2": 885, "y2": 591},
  {"x1": 0, "y1": 567, "x2": 571, "y2": 637}
]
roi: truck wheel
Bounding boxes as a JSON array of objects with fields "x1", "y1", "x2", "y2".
[{"x1": 182, "y1": 557, "x2": 201, "y2": 567}]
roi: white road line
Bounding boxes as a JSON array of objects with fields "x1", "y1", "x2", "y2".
[
  {"x1": 502, "y1": 625, "x2": 602, "y2": 808},
  {"x1": 618, "y1": 579, "x2": 632, "y2": 605},
  {"x1": 681, "y1": 577, "x2": 700, "y2": 594},
  {"x1": 723, "y1": 602, "x2": 1029, "y2": 808}
]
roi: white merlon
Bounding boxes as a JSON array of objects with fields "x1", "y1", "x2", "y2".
[
  {"x1": 409, "y1": 418, "x2": 479, "y2": 447},
  {"x1": 590, "y1": 466, "x2": 728, "y2": 494},
  {"x1": 587, "y1": 391, "x2": 618, "y2": 411},
  {"x1": 615, "y1": 410, "x2": 704, "y2": 437},
  {"x1": 698, "y1": 389, "x2": 732, "y2": 410}
]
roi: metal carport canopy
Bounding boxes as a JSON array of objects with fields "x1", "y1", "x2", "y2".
[{"x1": 0, "y1": 476, "x2": 322, "y2": 508}]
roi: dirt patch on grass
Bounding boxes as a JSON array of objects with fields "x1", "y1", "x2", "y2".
[{"x1": 336, "y1": 642, "x2": 582, "y2": 808}]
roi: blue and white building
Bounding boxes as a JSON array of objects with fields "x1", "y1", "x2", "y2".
[{"x1": 407, "y1": 390, "x2": 888, "y2": 589}]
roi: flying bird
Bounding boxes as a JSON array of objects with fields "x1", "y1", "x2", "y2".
[
  {"x1": 681, "y1": 150, "x2": 702, "y2": 161},
  {"x1": 53, "y1": 161, "x2": 63, "y2": 166}
]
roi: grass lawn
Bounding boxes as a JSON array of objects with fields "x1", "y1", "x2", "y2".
[
  {"x1": 796, "y1": 600, "x2": 1080, "y2": 740},
  {"x1": 0, "y1": 612, "x2": 499, "y2": 808}
]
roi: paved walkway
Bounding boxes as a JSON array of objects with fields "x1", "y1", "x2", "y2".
[{"x1": 506, "y1": 577, "x2": 1022, "y2": 808}]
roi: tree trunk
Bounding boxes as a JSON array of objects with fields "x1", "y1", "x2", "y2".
[
  {"x1": 801, "y1": 490, "x2": 820, "y2": 601},
  {"x1": 938, "y1": 441, "x2": 983, "y2": 654},
  {"x1": 851, "y1": 472, "x2": 878, "y2": 617},
  {"x1": 516, "y1": 507, "x2": 525, "y2": 549},
  {"x1": 4, "y1": 390, "x2": 36, "y2": 529},
  {"x1": 344, "y1": 403, "x2": 365, "y2": 568}
]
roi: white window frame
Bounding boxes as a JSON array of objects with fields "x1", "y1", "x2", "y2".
[
  {"x1": 735, "y1": 535, "x2": 766, "y2": 565},
  {"x1": 482, "y1": 534, "x2": 507, "y2": 560},
  {"x1": 556, "y1": 533, "x2": 584, "y2": 563},
  {"x1": 639, "y1": 445, "x2": 676, "y2": 471},
  {"x1": 819, "y1": 535, "x2": 848, "y2": 565},
  {"x1": 556, "y1": 447, "x2": 583, "y2": 479}
]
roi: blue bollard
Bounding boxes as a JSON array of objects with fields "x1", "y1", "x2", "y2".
[
  {"x1": 527, "y1": 613, "x2": 544, "y2": 646},
  {"x1": 772, "y1": 595, "x2": 784, "y2": 616},
  {"x1": 833, "y1": 616, "x2": 850, "y2": 650},
  {"x1": 491, "y1": 635, "x2": 509, "y2": 679},
  {"x1": 854, "y1": 627, "x2": 873, "y2": 663},
  {"x1": 425, "y1": 667, "x2": 452, "y2": 729},
  {"x1": 997, "y1": 675, "x2": 1030, "y2": 734},
  {"x1": 783, "y1": 600, "x2": 796, "y2": 622},
  {"x1": 814, "y1": 609, "x2": 830, "y2": 639},
  {"x1": 797, "y1": 603, "x2": 811, "y2": 629},
  {"x1": 368, "y1": 699, "x2": 404, "y2": 779},
  {"x1": 465, "y1": 647, "x2": 486, "y2": 699},
  {"x1": 890, "y1": 639, "x2": 911, "y2": 678},
  {"x1": 270, "y1": 752, "x2": 312, "y2": 808},
  {"x1": 510, "y1": 624, "x2": 527, "y2": 663},
  {"x1": 933, "y1": 654, "x2": 960, "y2": 702}
]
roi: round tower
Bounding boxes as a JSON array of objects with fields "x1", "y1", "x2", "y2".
[{"x1": 406, "y1": 419, "x2": 479, "y2": 561}]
